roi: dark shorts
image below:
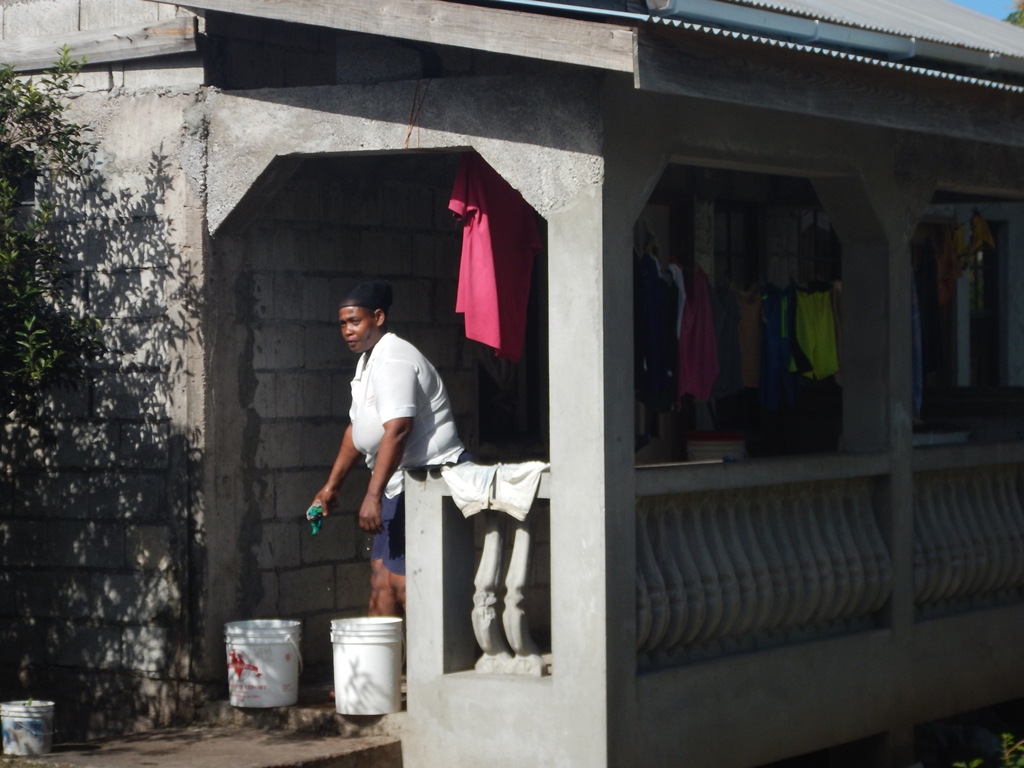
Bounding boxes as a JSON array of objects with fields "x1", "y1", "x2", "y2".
[
  {"x1": 370, "y1": 452, "x2": 470, "y2": 576},
  {"x1": 370, "y1": 492, "x2": 407, "y2": 576}
]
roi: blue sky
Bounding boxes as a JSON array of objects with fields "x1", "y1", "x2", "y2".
[{"x1": 950, "y1": 0, "x2": 1015, "y2": 18}]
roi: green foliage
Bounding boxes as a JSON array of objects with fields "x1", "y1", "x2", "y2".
[
  {"x1": 1007, "y1": 0, "x2": 1024, "y2": 26},
  {"x1": 953, "y1": 733, "x2": 1024, "y2": 768},
  {"x1": 0, "y1": 48, "x2": 103, "y2": 420}
]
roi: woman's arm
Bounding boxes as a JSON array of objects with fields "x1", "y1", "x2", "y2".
[
  {"x1": 358, "y1": 416, "x2": 413, "y2": 533},
  {"x1": 312, "y1": 424, "x2": 362, "y2": 515}
]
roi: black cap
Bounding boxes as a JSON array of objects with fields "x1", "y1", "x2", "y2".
[{"x1": 338, "y1": 279, "x2": 393, "y2": 312}]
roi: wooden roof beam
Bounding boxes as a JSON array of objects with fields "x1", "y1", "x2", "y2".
[
  {"x1": 0, "y1": 18, "x2": 198, "y2": 73},
  {"x1": 151, "y1": 0, "x2": 636, "y2": 73}
]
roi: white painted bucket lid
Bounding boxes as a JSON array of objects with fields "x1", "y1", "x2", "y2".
[
  {"x1": 330, "y1": 617, "x2": 403, "y2": 642},
  {"x1": 225, "y1": 619, "x2": 302, "y2": 640},
  {"x1": 1, "y1": 701, "x2": 55, "y2": 716}
]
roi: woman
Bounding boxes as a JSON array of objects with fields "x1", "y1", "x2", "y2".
[{"x1": 312, "y1": 279, "x2": 465, "y2": 615}]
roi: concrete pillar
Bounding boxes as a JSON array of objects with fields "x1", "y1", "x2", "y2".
[
  {"x1": 596, "y1": 73, "x2": 671, "y2": 768},
  {"x1": 813, "y1": 164, "x2": 935, "y2": 643}
]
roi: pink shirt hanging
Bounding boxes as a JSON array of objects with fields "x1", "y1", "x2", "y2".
[
  {"x1": 677, "y1": 268, "x2": 719, "y2": 401},
  {"x1": 449, "y1": 152, "x2": 542, "y2": 362}
]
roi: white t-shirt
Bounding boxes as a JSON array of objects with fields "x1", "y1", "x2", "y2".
[{"x1": 349, "y1": 332, "x2": 464, "y2": 498}]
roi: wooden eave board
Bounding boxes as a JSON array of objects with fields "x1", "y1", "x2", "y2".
[
  {"x1": 0, "y1": 18, "x2": 197, "y2": 72},
  {"x1": 636, "y1": 24, "x2": 1024, "y2": 148},
  {"x1": 154, "y1": 0, "x2": 636, "y2": 73}
]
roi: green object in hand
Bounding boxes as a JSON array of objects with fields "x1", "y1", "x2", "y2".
[{"x1": 307, "y1": 502, "x2": 324, "y2": 535}]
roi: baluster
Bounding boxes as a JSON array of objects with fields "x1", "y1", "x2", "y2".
[
  {"x1": 952, "y1": 471, "x2": 992, "y2": 598},
  {"x1": 802, "y1": 488, "x2": 835, "y2": 627},
  {"x1": 972, "y1": 470, "x2": 1008, "y2": 595},
  {"x1": 912, "y1": 498, "x2": 928, "y2": 604},
  {"x1": 668, "y1": 499, "x2": 706, "y2": 649},
  {"x1": 943, "y1": 474, "x2": 980, "y2": 600},
  {"x1": 826, "y1": 481, "x2": 859, "y2": 623},
  {"x1": 815, "y1": 483, "x2": 849, "y2": 624},
  {"x1": 749, "y1": 492, "x2": 788, "y2": 635},
  {"x1": 842, "y1": 486, "x2": 874, "y2": 617},
  {"x1": 771, "y1": 491, "x2": 806, "y2": 633},
  {"x1": 637, "y1": 506, "x2": 668, "y2": 653},
  {"x1": 721, "y1": 494, "x2": 758, "y2": 641},
  {"x1": 735, "y1": 495, "x2": 774, "y2": 637},
  {"x1": 702, "y1": 496, "x2": 741, "y2": 643},
  {"x1": 995, "y1": 466, "x2": 1024, "y2": 593},
  {"x1": 785, "y1": 488, "x2": 821, "y2": 628},
  {"x1": 637, "y1": 567, "x2": 651, "y2": 652},
  {"x1": 997, "y1": 468, "x2": 1024, "y2": 590},
  {"x1": 651, "y1": 499, "x2": 687, "y2": 654},
  {"x1": 858, "y1": 488, "x2": 893, "y2": 614},
  {"x1": 925, "y1": 481, "x2": 956, "y2": 604},
  {"x1": 1000, "y1": 467, "x2": 1024, "y2": 589},
  {"x1": 913, "y1": 476, "x2": 943, "y2": 606},
  {"x1": 473, "y1": 511, "x2": 513, "y2": 672},
  {"x1": 685, "y1": 495, "x2": 723, "y2": 645},
  {"x1": 840, "y1": 480, "x2": 868, "y2": 620},
  {"x1": 503, "y1": 517, "x2": 545, "y2": 676}
]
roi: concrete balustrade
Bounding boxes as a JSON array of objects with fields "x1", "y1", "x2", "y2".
[
  {"x1": 636, "y1": 476, "x2": 892, "y2": 668},
  {"x1": 913, "y1": 464, "x2": 1024, "y2": 616}
]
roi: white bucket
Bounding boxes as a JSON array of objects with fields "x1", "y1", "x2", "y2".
[
  {"x1": 1, "y1": 700, "x2": 54, "y2": 755},
  {"x1": 331, "y1": 617, "x2": 404, "y2": 715},
  {"x1": 224, "y1": 620, "x2": 303, "y2": 708}
]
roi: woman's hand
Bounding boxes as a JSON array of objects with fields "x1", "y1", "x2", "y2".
[
  {"x1": 358, "y1": 493, "x2": 384, "y2": 533},
  {"x1": 312, "y1": 485, "x2": 339, "y2": 516}
]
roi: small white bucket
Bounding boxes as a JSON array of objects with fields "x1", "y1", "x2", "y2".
[
  {"x1": 1, "y1": 700, "x2": 54, "y2": 755},
  {"x1": 331, "y1": 617, "x2": 404, "y2": 715},
  {"x1": 224, "y1": 620, "x2": 303, "y2": 708}
]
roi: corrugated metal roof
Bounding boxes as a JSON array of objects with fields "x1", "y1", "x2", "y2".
[
  {"x1": 706, "y1": 0, "x2": 1024, "y2": 60},
  {"x1": 650, "y1": 14, "x2": 1024, "y2": 91}
]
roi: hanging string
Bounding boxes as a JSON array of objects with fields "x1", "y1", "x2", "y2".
[{"x1": 404, "y1": 79, "x2": 431, "y2": 149}]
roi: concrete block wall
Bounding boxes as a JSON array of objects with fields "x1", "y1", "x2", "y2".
[
  {"x1": 0, "y1": 89, "x2": 206, "y2": 739},
  {"x1": 205, "y1": 12, "x2": 337, "y2": 90},
  {"x1": 229, "y1": 153, "x2": 479, "y2": 666},
  {"x1": 0, "y1": 0, "x2": 203, "y2": 91}
]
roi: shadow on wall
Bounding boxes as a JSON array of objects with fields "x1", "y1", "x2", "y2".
[{"x1": 0, "y1": 147, "x2": 204, "y2": 740}]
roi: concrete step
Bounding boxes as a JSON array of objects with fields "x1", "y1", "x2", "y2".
[
  {"x1": 0, "y1": 726, "x2": 402, "y2": 768},
  {"x1": 198, "y1": 701, "x2": 407, "y2": 739},
  {"x1": 197, "y1": 662, "x2": 407, "y2": 739},
  {"x1": 0, "y1": 666, "x2": 407, "y2": 768}
]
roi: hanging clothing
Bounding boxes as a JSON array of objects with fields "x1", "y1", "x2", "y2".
[
  {"x1": 936, "y1": 227, "x2": 962, "y2": 308},
  {"x1": 735, "y1": 284, "x2": 762, "y2": 389},
  {"x1": 830, "y1": 280, "x2": 843, "y2": 387},
  {"x1": 667, "y1": 263, "x2": 687, "y2": 338},
  {"x1": 633, "y1": 252, "x2": 649, "y2": 401},
  {"x1": 912, "y1": 275, "x2": 923, "y2": 419},
  {"x1": 913, "y1": 242, "x2": 944, "y2": 375},
  {"x1": 635, "y1": 251, "x2": 676, "y2": 411},
  {"x1": 760, "y1": 285, "x2": 798, "y2": 411},
  {"x1": 793, "y1": 286, "x2": 839, "y2": 381},
  {"x1": 449, "y1": 152, "x2": 543, "y2": 362},
  {"x1": 677, "y1": 268, "x2": 718, "y2": 402},
  {"x1": 710, "y1": 279, "x2": 744, "y2": 399}
]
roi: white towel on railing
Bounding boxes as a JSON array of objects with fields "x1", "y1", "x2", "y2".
[
  {"x1": 440, "y1": 461, "x2": 549, "y2": 520},
  {"x1": 439, "y1": 462, "x2": 497, "y2": 517}
]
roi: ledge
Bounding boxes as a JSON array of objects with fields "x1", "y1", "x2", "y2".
[
  {"x1": 911, "y1": 440, "x2": 1024, "y2": 472},
  {"x1": 635, "y1": 452, "x2": 890, "y2": 496}
]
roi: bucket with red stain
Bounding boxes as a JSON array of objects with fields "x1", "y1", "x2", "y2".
[{"x1": 224, "y1": 620, "x2": 303, "y2": 708}]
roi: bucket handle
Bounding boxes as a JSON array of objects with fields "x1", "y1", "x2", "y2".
[{"x1": 287, "y1": 635, "x2": 304, "y2": 675}]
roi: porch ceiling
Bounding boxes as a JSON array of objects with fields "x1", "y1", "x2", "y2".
[{"x1": 637, "y1": 22, "x2": 1024, "y2": 149}]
